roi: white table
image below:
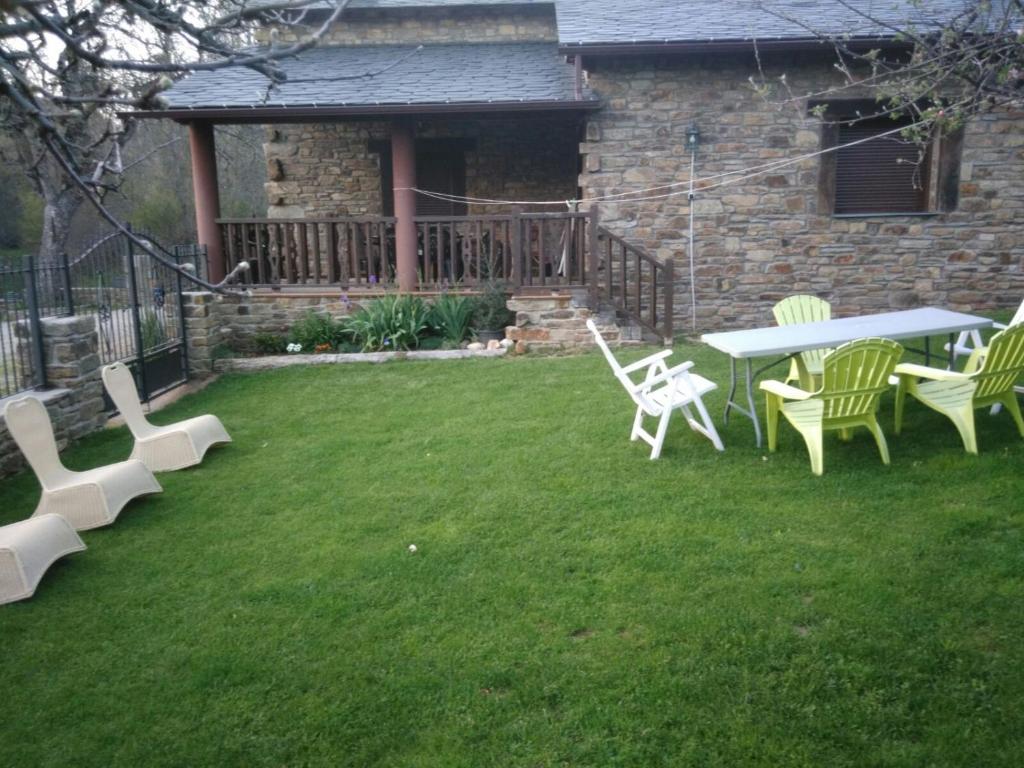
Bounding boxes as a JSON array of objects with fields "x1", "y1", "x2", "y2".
[{"x1": 701, "y1": 308, "x2": 994, "y2": 447}]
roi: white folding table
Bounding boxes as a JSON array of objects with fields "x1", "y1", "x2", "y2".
[{"x1": 701, "y1": 307, "x2": 994, "y2": 447}]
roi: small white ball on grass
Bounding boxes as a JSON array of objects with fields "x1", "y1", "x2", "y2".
[{"x1": 408, "y1": 544, "x2": 418, "y2": 554}]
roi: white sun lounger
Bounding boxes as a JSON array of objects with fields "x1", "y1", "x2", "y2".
[
  {"x1": 0, "y1": 513, "x2": 86, "y2": 605},
  {"x1": 3, "y1": 396, "x2": 161, "y2": 531},
  {"x1": 101, "y1": 362, "x2": 231, "y2": 472}
]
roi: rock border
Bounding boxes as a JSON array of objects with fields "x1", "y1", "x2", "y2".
[{"x1": 214, "y1": 347, "x2": 508, "y2": 372}]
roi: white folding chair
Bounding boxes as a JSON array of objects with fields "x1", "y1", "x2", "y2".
[
  {"x1": 0, "y1": 514, "x2": 85, "y2": 605},
  {"x1": 102, "y1": 362, "x2": 231, "y2": 472},
  {"x1": 3, "y1": 396, "x2": 161, "y2": 531},
  {"x1": 946, "y1": 298, "x2": 1024, "y2": 368},
  {"x1": 587, "y1": 319, "x2": 724, "y2": 458}
]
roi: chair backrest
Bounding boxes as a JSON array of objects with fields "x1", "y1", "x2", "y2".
[
  {"x1": 773, "y1": 295, "x2": 831, "y2": 327},
  {"x1": 3, "y1": 396, "x2": 69, "y2": 489},
  {"x1": 1010, "y1": 298, "x2": 1024, "y2": 328},
  {"x1": 101, "y1": 362, "x2": 154, "y2": 438},
  {"x1": 972, "y1": 323, "x2": 1024, "y2": 399},
  {"x1": 818, "y1": 338, "x2": 903, "y2": 420},
  {"x1": 586, "y1": 319, "x2": 647, "y2": 403}
]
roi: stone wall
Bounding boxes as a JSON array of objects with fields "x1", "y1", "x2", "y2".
[
  {"x1": 0, "y1": 316, "x2": 107, "y2": 479},
  {"x1": 506, "y1": 291, "x2": 635, "y2": 350},
  {"x1": 259, "y1": 6, "x2": 557, "y2": 46},
  {"x1": 264, "y1": 117, "x2": 579, "y2": 219},
  {"x1": 579, "y1": 52, "x2": 1024, "y2": 332}
]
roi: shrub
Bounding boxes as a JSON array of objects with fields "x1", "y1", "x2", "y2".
[
  {"x1": 344, "y1": 294, "x2": 430, "y2": 352},
  {"x1": 140, "y1": 309, "x2": 166, "y2": 349},
  {"x1": 428, "y1": 293, "x2": 476, "y2": 345},
  {"x1": 288, "y1": 311, "x2": 346, "y2": 351},
  {"x1": 253, "y1": 332, "x2": 285, "y2": 355},
  {"x1": 472, "y1": 281, "x2": 514, "y2": 333}
]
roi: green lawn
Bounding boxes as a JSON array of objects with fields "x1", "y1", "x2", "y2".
[{"x1": 1, "y1": 339, "x2": 1022, "y2": 767}]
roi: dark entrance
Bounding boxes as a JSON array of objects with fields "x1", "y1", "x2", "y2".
[{"x1": 375, "y1": 138, "x2": 471, "y2": 216}]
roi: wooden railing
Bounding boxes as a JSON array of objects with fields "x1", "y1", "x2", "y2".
[
  {"x1": 596, "y1": 226, "x2": 674, "y2": 345},
  {"x1": 415, "y1": 211, "x2": 591, "y2": 288},
  {"x1": 218, "y1": 217, "x2": 396, "y2": 287},
  {"x1": 219, "y1": 211, "x2": 594, "y2": 290}
]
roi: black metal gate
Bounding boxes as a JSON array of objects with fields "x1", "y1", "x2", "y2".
[{"x1": 69, "y1": 230, "x2": 196, "y2": 405}]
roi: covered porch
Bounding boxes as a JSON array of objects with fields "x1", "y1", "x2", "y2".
[{"x1": 144, "y1": 40, "x2": 601, "y2": 292}]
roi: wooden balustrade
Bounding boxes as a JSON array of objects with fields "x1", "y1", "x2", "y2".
[
  {"x1": 217, "y1": 217, "x2": 396, "y2": 287},
  {"x1": 596, "y1": 226, "x2": 675, "y2": 345},
  {"x1": 217, "y1": 214, "x2": 673, "y2": 342},
  {"x1": 415, "y1": 211, "x2": 592, "y2": 288}
]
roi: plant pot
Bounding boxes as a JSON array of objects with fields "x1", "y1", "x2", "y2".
[{"x1": 476, "y1": 329, "x2": 505, "y2": 343}]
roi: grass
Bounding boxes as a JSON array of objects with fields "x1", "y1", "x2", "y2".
[{"x1": 0, "y1": 336, "x2": 1022, "y2": 767}]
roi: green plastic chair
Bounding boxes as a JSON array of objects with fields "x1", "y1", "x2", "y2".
[
  {"x1": 773, "y1": 295, "x2": 832, "y2": 391},
  {"x1": 761, "y1": 338, "x2": 903, "y2": 475},
  {"x1": 894, "y1": 322, "x2": 1024, "y2": 454}
]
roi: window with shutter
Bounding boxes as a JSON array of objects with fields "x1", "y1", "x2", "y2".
[
  {"x1": 834, "y1": 117, "x2": 929, "y2": 214},
  {"x1": 810, "y1": 100, "x2": 962, "y2": 217}
]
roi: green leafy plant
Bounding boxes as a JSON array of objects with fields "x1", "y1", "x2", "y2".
[
  {"x1": 428, "y1": 293, "x2": 477, "y2": 345},
  {"x1": 288, "y1": 311, "x2": 346, "y2": 352},
  {"x1": 253, "y1": 332, "x2": 286, "y2": 355},
  {"x1": 140, "y1": 309, "x2": 166, "y2": 349},
  {"x1": 344, "y1": 294, "x2": 430, "y2": 352},
  {"x1": 472, "y1": 281, "x2": 514, "y2": 333}
]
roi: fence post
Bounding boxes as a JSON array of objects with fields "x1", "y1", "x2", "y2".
[
  {"x1": 60, "y1": 251, "x2": 74, "y2": 315},
  {"x1": 23, "y1": 255, "x2": 48, "y2": 389},
  {"x1": 588, "y1": 205, "x2": 600, "y2": 305},
  {"x1": 662, "y1": 257, "x2": 675, "y2": 347},
  {"x1": 124, "y1": 226, "x2": 150, "y2": 402},
  {"x1": 510, "y1": 212, "x2": 522, "y2": 287}
]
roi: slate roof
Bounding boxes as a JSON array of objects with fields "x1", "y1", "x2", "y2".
[
  {"x1": 247, "y1": 0, "x2": 549, "y2": 9},
  {"x1": 158, "y1": 42, "x2": 592, "y2": 113},
  {"x1": 554, "y1": 0, "x2": 976, "y2": 48}
]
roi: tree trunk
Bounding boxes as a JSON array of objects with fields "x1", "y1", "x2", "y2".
[{"x1": 38, "y1": 185, "x2": 84, "y2": 264}]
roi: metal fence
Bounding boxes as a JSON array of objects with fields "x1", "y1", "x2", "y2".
[
  {"x1": 0, "y1": 233, "x2": 206, "y2": 402},
  {"x1": 0, "y1": 255, "x2": 75, "y2": 399}
]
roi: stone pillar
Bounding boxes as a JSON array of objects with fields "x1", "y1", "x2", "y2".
[
  {"x1": 189, "y1": 122, "x2": 225, "y2": 284},
  {"x1": 183, "y1": 291, "x2": 219, "y2": 377},
  {"x1": 391, "y1": 120, "x2": 418, "y2": 292}
]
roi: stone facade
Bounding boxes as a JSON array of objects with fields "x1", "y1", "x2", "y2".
[
  {"x1": 578, "y1": 53, "x2": 1024, "y2": 332},
  {"x1": 259, "y1": 6, "x2": 557, "y2": 46},
  {"x1": 1, "y1": 316, "x2": 107, "y2": 479},
  {"x1": 263, "y1": 117, "x2": 579, "y2": 219}
]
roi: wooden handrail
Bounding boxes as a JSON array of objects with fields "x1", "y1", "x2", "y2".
[{"x1": 596, "y1": 225, "x2": 674, "y2": 346}]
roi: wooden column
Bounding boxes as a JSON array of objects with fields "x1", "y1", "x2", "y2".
[
  {"x1": 391, "y1": 120, "x2": 418, "y2": 292},
  {"x1": 188, "y1": 121, "x2": 225, "y2": 283}
]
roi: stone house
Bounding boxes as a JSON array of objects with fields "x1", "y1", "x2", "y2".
[{"x1": 142, "y1": 0, "x2": 1024, "y2": 342}]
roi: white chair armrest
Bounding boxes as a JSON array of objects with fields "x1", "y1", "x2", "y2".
[
  {"x1": 759, "y1": 379, "x2": 813, "y2": 401},
  {"x1": 630, "y1": 360, "x2": 695, "y2": 393},
  {"x1": 619, "y1": 349, "x2": 673, "y2": 375},
  {"x1": 894, "y1": 362, "x2": 970, "y2": 382}
]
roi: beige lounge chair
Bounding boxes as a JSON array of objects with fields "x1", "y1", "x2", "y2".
[
  {"x1": 0, "y1": 513, "x2": 86, "y2": 605},
  {"x1": 3, "y1": 396, "x2": 161, "y2": 531},
  {"x1": 101, "y1": 362, "x2": 231, "y2": 472}
]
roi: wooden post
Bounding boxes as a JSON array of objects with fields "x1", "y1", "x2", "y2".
[
  {"x1": 588, "y1": 205, "x2": 600, "y2": 304},
  {"x1": 391, "y1": 120, "x2": 418, "y2": 292},
  {"x1": 188, "y1": 122, "x2": 225, "y2": 283},
  {"x1": 662, "y1": 258, "x2": 675, "y2": 347}
]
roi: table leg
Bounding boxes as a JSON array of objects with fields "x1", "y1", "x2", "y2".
[
  {"x1": 723, "y1": 356, "x2": 738, "y2": 424},
  {"x1": 745, "y1": 358, "x2": 763, "y2": 448}
]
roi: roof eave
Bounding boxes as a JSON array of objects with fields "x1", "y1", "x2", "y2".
[
  {"x1": 126, "y1": 98, "x2": 602, "y2": 123},
  {"x1": 558, "y1": 36, "x2": 911, "y2": 57}
]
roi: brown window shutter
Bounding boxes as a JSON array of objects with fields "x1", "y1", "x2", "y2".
[{"x1": 834, "y1": 118, "x2": 930, "y2": 214}]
